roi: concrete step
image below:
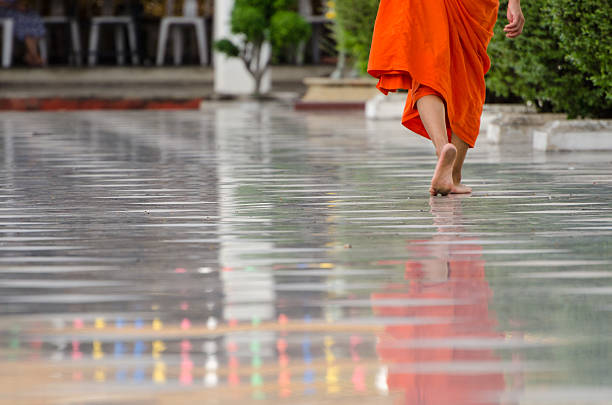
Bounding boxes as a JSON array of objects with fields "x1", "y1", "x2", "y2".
[
  {"x1": 486, "y1": 112, "x2": 567, "y2": 144},
  {"x1": 534, "y1": 120, "x2": 612, "y2": 151},
  {"x1": 0, "y1": 65, "x2": 335, "y2": 100}
]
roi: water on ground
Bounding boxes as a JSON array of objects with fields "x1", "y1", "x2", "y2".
[{"x1": 1, "y1": 103, "x2": 611, "y2": 404}]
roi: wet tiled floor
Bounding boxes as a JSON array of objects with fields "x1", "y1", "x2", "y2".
[{"x1": 1, "y1": 102, "x2": 611, "y2": 405}]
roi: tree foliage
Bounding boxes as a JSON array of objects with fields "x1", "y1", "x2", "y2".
[
  {"x1": 334, "y1": 0, "x2": 380, "y2": 74},
  {"x1": 487, "y1": 0, "x2": 611, "y2": 118},
  {"x1": 547, "y1": 0, "x2": 611, "y2": 98},
  {"x1": 214, "y1": 0, "x2": 311, "y2": 96},
  {"x1": 271, "y1": 11, "x2": 312, "y2": 61}
]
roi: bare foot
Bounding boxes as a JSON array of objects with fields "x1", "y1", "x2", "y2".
[
  {"x1": 451, "y1": 183, "x2": 472, "y2": 194},
  {"x1": 430, "y1": 144, "x2": 457, "y2": 196}
]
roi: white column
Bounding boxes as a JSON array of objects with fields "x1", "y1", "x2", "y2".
[{"x1": 214, "y1": 0, "x2": 271, "y2": 95}]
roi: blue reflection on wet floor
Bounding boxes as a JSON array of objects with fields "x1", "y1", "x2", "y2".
[{"x1": 0, "y1": 103, "x2": 611, "y2": 404}]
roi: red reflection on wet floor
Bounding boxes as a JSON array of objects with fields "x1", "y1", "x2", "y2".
[{"x1": 372, "y1": 195, "x2": 505, "y2": 405}]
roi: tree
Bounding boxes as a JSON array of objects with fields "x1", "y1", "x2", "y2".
[{"x1": 214, "y1": 0, "x2": 311, "y2": 96}]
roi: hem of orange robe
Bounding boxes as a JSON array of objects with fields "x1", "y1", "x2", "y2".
[
  {"x1": 447, "y1": 121, "x2": 478, "y2": 148},
  {"x1": 405, "y1": 76, "x2": 451, "y2": 123},
  {"x1": 403, "y1": 79, "x2": 452, "y2": 145},
  {"x1": 370, "y1": 69, "x2": 478, "y2": 148},
  {"x1": 404, "y1": 81, "x2": 478, "y2": 148},
  {"x1": 370, "y1": 69, "x2": 412, "y2": 96},
  {"x1": 402, "y1": 112, "x2": 476, "y2": 149},
  {"x1": 375, "y1": 80, "x2": 409, "y2": 96}
]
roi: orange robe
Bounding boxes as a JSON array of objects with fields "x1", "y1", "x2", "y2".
[{"x1": 367, "y1": 0, "x2": 499, "y2": 147}]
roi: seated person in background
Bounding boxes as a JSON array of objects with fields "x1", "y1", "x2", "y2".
[{"x1": 0, "y1": 0, "x2": 46, "y2": 66}]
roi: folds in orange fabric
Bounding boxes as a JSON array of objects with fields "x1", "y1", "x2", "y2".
[
  {"x1": 375, "y1": 71, "x2": 412, "y2": 95},
  {"x1": 368, "y1": 0, "x2": 499, "y2": 148}
]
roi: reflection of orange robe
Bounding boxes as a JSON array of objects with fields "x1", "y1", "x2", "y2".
[
  {"x1": 372, "y1": 243, "x2": 505, "y2": 405},
  {"x1": 367, "y1": 0, "x2": 499, "y2": 147}
]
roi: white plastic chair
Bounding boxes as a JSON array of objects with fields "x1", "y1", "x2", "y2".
[
  {"x1": 0, "y1": 18, "x2": 14, "y2": 68},
  {"x1": 0, "y1": 16, "x2": 46, "y2": 68},
  {"x1": 156, "y1": 0, "x2": 208, "y2": 66},
  {"x1": 88, "y1": 0, "x2": 139, "y2": 66},
  {"x1": 41, "y1": 0, "x2": 82, "y2": 66}
]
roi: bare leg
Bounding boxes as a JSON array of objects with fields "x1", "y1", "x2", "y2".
[
  {"x1": 416, "y1": 95, "x2": 456, "y2": 196},
  {"x1": 450, "y1": 133, "x2": 472, "y2": 194},
  {"x1": 24, "y1": 37, "x2": 43, "y2": 66}
]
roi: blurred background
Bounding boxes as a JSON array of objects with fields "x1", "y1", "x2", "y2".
[
  {"x1": 0, "y1": 0, "x2": 609, "y2": 118},
  {"x1": 0, "y1": 0, "x2": 345, "y2": 107},
  {"x1": 1, "y1": 0, "x2": 335, "y2": 67}
]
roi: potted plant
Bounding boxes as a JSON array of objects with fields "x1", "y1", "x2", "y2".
[{"x1": 214, "y1": 0, "x2": 312, "y2": 97}]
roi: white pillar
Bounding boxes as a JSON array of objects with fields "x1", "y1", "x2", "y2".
[{"x1": 214, "y1": 0, "x2": 271, "y2": 95}]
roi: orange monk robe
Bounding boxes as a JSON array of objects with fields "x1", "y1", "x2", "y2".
[{"x1": 367, "y1": 0, "x2": 499, "y2": 147}]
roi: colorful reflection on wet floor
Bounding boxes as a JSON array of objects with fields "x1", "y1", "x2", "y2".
[{"x1": 1, "y1": 103, "x2": 612, "y2": 404}]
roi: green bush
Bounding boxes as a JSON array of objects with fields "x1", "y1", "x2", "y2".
[
  {"x1": 547, "y1": 0, "x2": 611, "y2": 99},
  {"x1": 335, "y1": 0, "x2": 380, "y2": 74},
  {"x1": 487, "y1": 0, "x2": 611, "y2": 118}
]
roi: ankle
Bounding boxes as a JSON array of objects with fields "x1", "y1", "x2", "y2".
[{"x1": 435, "y1": 143, "x2": 454, "y2": 157}]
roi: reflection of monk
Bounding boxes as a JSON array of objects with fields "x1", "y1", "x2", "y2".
[
  {"x1": 368, "y1": 0, "x2": 525, "y2": 195},
  {"x1": 372, "y1": 196, "x2": 505, "y2": 405}
]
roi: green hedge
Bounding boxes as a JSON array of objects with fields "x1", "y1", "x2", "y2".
[
  {"x1": 487, "y1": 0, "x2": 611, "y2": 118},
  {"x1": 548, "y1": 0, "x2": 611, "y2": 98},
  {"x1": 335, "y1": 0, "x2": 380, "y2": 74}
]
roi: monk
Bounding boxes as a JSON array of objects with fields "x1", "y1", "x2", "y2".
[{"x1": 368, "y1": 0, "x2": 525, "y2": 196}]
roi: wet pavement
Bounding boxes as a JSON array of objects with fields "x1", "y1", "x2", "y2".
[{"x1": 1, "y1": 102, "x2": 612, "y2": 405}]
